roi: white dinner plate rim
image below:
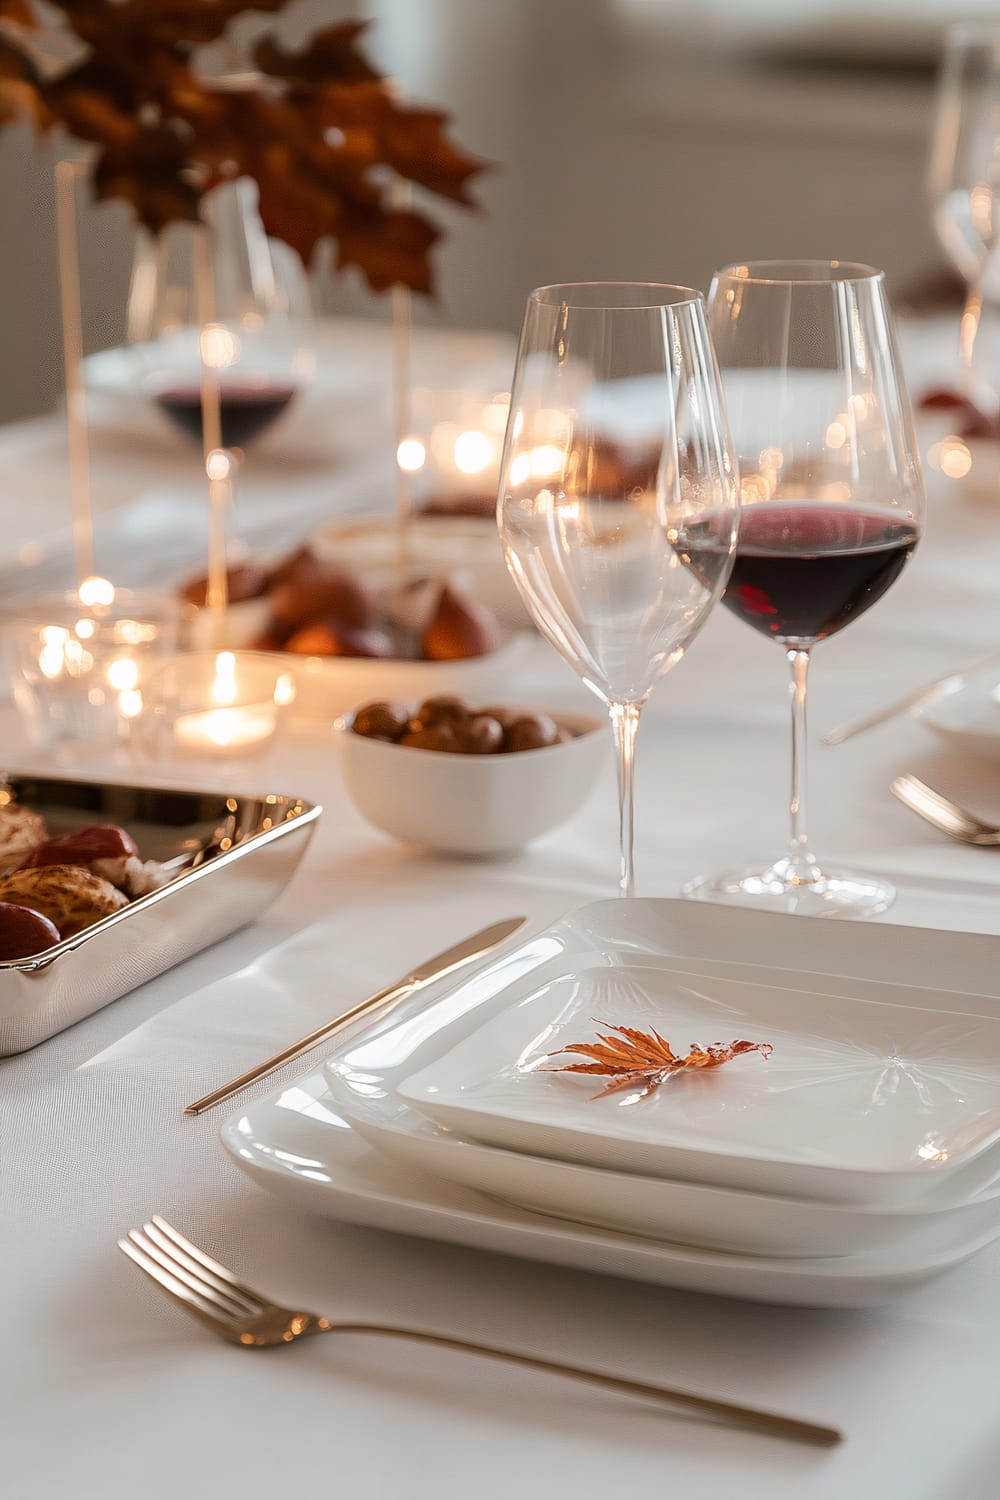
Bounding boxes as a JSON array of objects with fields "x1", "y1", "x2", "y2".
[
  {"x1": 221, "y1": 1065, "x2": 1000, "y2": 1307},
  {"x1": 323, "y1": 1071, "x2": 1000, "y2": 1262}
]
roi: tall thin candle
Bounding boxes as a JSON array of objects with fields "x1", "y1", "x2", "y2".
[{"x1": 53, "y1": 159, "x2": 94, "y2": 588}]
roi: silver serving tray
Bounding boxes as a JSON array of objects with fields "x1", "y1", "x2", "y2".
[{"x1": 0, "y1": 772, "x2": 321, "y2": 1054}]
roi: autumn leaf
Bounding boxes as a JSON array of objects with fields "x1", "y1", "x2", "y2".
[
  {"x1": 253, "y1": 21, "x2": 379, "y2": 84},
  {"x1": 0, "y1": 36, "x2": 51, "y2": 127},
  {"x1": 48, "y1": 0, "x2": 291, "y2": 49},
  {"x1": 92, "y1": 125, "x2": 201, "y2": 232},
  {"x1": 546, "y1": 1022, "x2": 772, "y2": 1101},
  {"x1": 0, "y1": 0, "x2": 39, "y2": 26}
]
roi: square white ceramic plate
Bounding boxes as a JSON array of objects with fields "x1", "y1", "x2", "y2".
[
  {"x1": 222, "y1": 898, "x2": 1000, "y2": 1304},
  {"x1": 328, "y1": 899, "x2": 1000, "y2": 1207},
  {"x1": 395, "y1": 963, "x2": 1000, "y2": 1203},
  {"x1": 222, "y1": 1065, "x2": 1000, "y2": 1308},
  {"x1": 324, "y1": 1060, "x2": 1000, "y2": 1260}
]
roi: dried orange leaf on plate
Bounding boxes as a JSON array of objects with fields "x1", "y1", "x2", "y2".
[{"x1": 545, "y1": 1021, "x2": 772, "y2": 1101}]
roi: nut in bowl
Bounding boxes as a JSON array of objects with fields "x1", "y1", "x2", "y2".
[{"x1": 335, "y1": 697, "x2": 607, "y2": 855}]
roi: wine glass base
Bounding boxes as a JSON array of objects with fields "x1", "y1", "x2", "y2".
[{"x1": 683, "y1": 864, "x2": 895, "y2": 920}]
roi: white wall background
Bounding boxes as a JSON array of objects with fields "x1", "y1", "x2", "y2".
[{"x1": 0, "y1": 0, "x2": 943, "y2": 424}]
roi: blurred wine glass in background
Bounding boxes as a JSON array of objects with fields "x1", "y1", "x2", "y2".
[
  {"x1": 127, "y1": 178, "x2": 314, "y2": 456},
  {"x1": 929, "y1": 23, "x2": 1000, "y2": 286}
]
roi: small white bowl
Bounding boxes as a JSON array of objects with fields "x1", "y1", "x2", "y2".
[{"x1": 334, "y1": 707, "x2": 607, "y2": 854}]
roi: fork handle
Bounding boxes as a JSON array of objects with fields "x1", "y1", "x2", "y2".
[{"x1": 332, "y1": 1322, "x2": 842, "y2": 1448}]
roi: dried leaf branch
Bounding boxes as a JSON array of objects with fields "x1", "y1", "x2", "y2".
[{"x1": 0, "y1": 3, "x2": 487, "y2": 293}]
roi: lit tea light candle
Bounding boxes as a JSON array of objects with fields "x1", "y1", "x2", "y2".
[
  {"x1": 174, "y1": 702, "x2": 276, "y2": 755},
  {"x1": 170, "y1": 651, "x2": 294, "y2": 757}
]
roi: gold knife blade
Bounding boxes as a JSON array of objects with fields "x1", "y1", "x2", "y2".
[
  {"x1": 822, "y1": 654, "x2": 1000, "y2": 746},
  {"x1": 184, "y1": 915, "x2": 528, "y2": 1116}
]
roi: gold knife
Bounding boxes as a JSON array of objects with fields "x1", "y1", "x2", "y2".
[
  {"x1": 185, "y1": 916, "x2": 527, "y2": 1116},
  {"x1": 822, "y1": 654, "x2": 1000, "y2": 746}
]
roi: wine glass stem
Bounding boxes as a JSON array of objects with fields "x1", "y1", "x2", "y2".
[
  {"x1": 609, "y1": 702, "x2": 641, "y2": 898},
  {"x1": 786, "y1": 647, "x2": 818, "y2": 881}
]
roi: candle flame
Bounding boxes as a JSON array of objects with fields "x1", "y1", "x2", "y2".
[
  {"x1": 453, "y1": 429, "x2": 493, "y2": 475},
  {"x1": 78, "y1": 576, "x2": 116, "y2": 608},
  {"x1": 211, "y1": 651, "x2": 238, "y2": 706},
  {"x1": 206, "y1": 448, "x2": 233, "y2": 482},
  {"x1": 200, "y1": 324, "x2": 241, "y2": 369},
  {"x1": 396, "y1": 437, "x2": 426, "y2": 473}
]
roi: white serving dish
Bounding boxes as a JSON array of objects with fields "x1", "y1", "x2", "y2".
[
  {"x1": 334, "y1": 707, "x2": 606, "y2": 854},
  {"x1": 179, "y1": 617, "x2": 537, "y2": 723},
  {"x1": 326, "y1": 1048, "x2": 1000, "y2": 1260},
  {"x1": 311, "y1": 514, "x2": 530, "y2": 628},
  {"x1": 328, "y1": 899, "x2": 1000, "y2": 1208},
  {"x1": 222, "y1": 1065, "x2": 1000, "y2": 1309},
  {"x1": 914, "y1": 660, "x2": 1000, "y2": 761},
  {"x1": 283, "y1": 629, "x2": 536, "y2": 722}
]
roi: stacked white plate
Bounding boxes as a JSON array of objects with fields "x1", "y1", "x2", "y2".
[{"x1": 313, "y1": 899, "x2": 1000, "y2": 1300}]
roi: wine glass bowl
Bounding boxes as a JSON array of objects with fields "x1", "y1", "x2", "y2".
[
  {"x1": 127, "y1": 179, "x2": 314, "y2": 455},
  {"x1": 498, "y1": 282, "x2": 739, "y2": 896},
  {"x1": 929, "y1": 24, "x2": 1000, "y2": 285},
  {"x1": 684, "y1": 260, "x2": 923, "y2": 918}
]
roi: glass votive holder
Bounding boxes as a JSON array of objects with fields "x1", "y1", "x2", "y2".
[
  {"x1": 134, "y1": 650, "x2": 297, "y2": 763},
  {"x1": 2, "y1": 588, "x2": 184, "y2": 761}
]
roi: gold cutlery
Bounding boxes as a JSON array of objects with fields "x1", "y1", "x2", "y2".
[
  {"x1": 185, "y1": 916, "x2": 527, "y2": 1115},
  {"x1": 118, "y1": 1216, "x2": 842, "y2": 1448},
  {"x1": 890, "y1": 774, "x2": 1000, "y2": 846},
  {"x1": 822, "y1": 659, "x2": 998, "y2": 746}
]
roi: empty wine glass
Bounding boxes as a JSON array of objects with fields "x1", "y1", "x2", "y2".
[
  {"x1": 497, "y1": 282, "x2": 739, "y2": 897},
  {"x1": 929, "y1": 23, "x2": 1000, "y2": 285},
  {"x1": 127, "y1": 177, "x2": 314, "y2": 456},
  {"x1": 684, "y1": 260, "x2": 924, "y2": 918}
]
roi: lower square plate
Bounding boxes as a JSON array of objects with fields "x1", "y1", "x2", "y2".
[{"x1": 221, "y1": 1064, "x2": 1000, "y2": 1308}]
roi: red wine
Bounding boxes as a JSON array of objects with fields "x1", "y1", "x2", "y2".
[
  {"x1": 154, "y1": 380, "x2": 298, "y2": 449},
  {"x1": 678, "y1": 502, "x2": 918, "y2": 645}
]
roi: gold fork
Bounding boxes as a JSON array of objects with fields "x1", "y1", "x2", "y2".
[
  {"x1": 890, "y1": 774, "x2": 1000, "y2": 846},
  {"x1": 118, "y1": 1216, "x2": 841, "y2": 1448}
]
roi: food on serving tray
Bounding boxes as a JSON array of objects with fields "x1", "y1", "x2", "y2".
[
  {"x1": 0, "y1": 901, "x2": 61, "y2": 960},
  {"x1": 421, "y1": 582, "x2": 499, "y2": 661},
  {"x1": 917, "y1": 387, "x2": 998, "y2": 441},
  {"x1": 352, "y1": 696, "x2": 574, "y2": 754},
  {"x1": 0, "y1": 865, "x2": 129, "y2": 940},
  {"x1": 0, "y1": 803, "x2": 49, "y2": 873},
  {"x1": 180, "y1": 563, "x2": 270, "y2": 608},
  {"x1": 180, "y1": 544, "x2": 503, "y2": 662},
  {"x1": 0, "y1": 809, "x2": 175, "y2": 956},
  {"x1": 20, "y1": 824, "x2": 168, "y2": 899},
  {"x1": 545, "y1": 1022, "x2": 773, "y2": 1101}
]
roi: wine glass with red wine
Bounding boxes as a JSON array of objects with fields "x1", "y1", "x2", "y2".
[
  {"x1": 682, "y1": 260, "x2": 923, "y2": 918},
  {"x1": 127, "y1": 179, "x2": 314, "y2": 456}
]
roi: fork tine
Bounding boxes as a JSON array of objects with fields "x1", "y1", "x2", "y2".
[
  {"x1": 126, "y1": 1228, "x2": 249, "y2": 1322},
  {"x1": 118, "y1": 1235, "x2": 233, "y2": 1328},
  {"x1": 143, "y1": 1220, "x2": 263, "y2": 1315},
  {"x1": 150, "y1": 1215, "x2": 262, "y2": 1301}
]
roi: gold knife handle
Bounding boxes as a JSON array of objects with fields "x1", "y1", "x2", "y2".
[
  {"x1": 183, "y1": 915, "x2": 527, "y2": 1118},
  {"x1": 184, "y1": 977, "x2": 414, "y2": 1116}
]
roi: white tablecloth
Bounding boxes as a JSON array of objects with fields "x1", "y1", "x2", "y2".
[{"x1": 6, "y1": 317, "x2": 1000, "y2": 1499}]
